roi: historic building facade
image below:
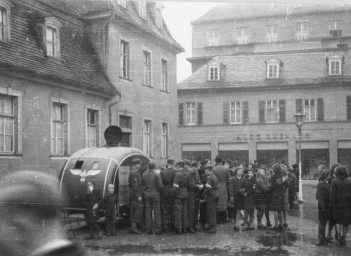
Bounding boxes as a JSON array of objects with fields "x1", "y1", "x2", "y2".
[{"x1": 178, "y1": 4, "x2": 351, "y2": 177}]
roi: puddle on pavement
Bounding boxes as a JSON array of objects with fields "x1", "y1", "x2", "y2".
[{"x1": 256, "y1": 230, "x2": 317, "y2": 248}]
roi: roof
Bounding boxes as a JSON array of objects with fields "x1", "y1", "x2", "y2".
[
  {"x1": 69, "y1": 146, "x2": 150, "y2": 166},
  {"x1": 192, "y1": 3, "x2": 351, "y2": 24},
  {"x1": 37, "y1": 0, "x2": 184, "y2": 53},
  {"x1": 0, "y1": 1, "x2": 118, "y2": 97}
]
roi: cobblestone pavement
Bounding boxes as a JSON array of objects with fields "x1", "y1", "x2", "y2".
[{"x1": 66, "y1": 181, "x2": 351, "y2": 256}]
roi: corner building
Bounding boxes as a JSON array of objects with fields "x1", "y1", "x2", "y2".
[{"x1": 177, "y1": 4, "x2": 351, "y2": 177}]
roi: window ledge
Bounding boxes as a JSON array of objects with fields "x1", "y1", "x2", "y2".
[
  {"x1": 0, "y1": 154, "x2": 23, "y2": 159},
  {"x1": 50, "y1": 156, "x2": 70, "y2": 160},
  {"x1": 0, "y1": 39, "x2": 11, "y2": 45},
  {"x1": 160, "y1": 90, "x2": 170, "y2": 94},
  {"x1": 46, "y1": 56, "x2": 64, "y2": 64},
  {"x1": 119, "y1": 76, "x2": 133, "y2": 83},
  {"x1": 142, "y1": 84, "x2": 153, "y2": 88}
]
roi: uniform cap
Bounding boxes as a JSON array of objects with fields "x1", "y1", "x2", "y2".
[
  {"x1": 215, "y1": 155, "x2": 222, "y2": 163},
  {"x1": 148, "y1": 161, "x2": 156, "y2": 169},
  {"x1": 131, "y1": 158, "x2": 142, "y2": 165},
  {"x1": 167, "y1": 157, "x2": 175, "y2": 164},
  {"x1": 191, "y1": 161, "x2": 198, "y2": 167},
  {"x1": 177, "y1": 160, "x2": 185, "y2": 167},
  {"x1": 183, "y1": 159, "x2": 191, "y2": 166},
  {"x1": 204, "y1": 163, "x2": 213, "y2": 170}
]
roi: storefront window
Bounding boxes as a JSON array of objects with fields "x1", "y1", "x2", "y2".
[
  {"x1": 338, "y1": 148, "x2": 351, "y2": 166},
  {"x1": 182, "y1": 151, "x2": 211, "y2": 162},
  {"x1": 218, "y1": 150, "x2": 249, "y2": 167},
  {"x1": 256, "y1": 150, "x2": 288, "y2": 171},
  {"x1": 298, "y1": 149, "x2": 329, "y2": 179}
]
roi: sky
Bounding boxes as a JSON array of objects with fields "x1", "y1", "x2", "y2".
[{"x1": 161, "y1": 1, "x2": 218, "y2": 83}]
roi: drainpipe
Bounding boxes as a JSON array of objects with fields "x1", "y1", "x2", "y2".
[{"x1": 108, "y1": 94, "x2": 121, "y2": 126}]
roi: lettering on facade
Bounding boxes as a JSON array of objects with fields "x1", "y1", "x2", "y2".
[{"x1": 235, "y1": 133, "x2": 311, "y2": 142}]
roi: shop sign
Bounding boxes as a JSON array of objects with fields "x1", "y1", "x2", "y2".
[{"x1": 235, "y1": 132, "x2": 311, "y2": 142}]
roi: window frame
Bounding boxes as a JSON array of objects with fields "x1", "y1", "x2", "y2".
[
  {"x1": 155, "y1": 4, "x2": 164, "y2": 29},
  {"x1": 0, "y1": 1, "x2": 12, "y2": 42},
  {"x1": 86, "y1": 108, "x2": 100, "y2": 148},
  {"x1": 138, "y1": 0, "x2": 147, "y2": 19},
  {"x1": 161, "y1": 122, "x2": 168, "y2": 158},
  {"x1": 41, "y1": 17, "x2": 63, "y2": 59},
  {"x1": 267, "y1": 63, "x2": 280, "y2": 79},
  {"x1": 266, "y1": 25, "x2": 278, "y2": 43},
  {"x1": 295, "y1": 22, "x2": 309, "y2": 41},
  {"x1": 329, "y1": 58, "x2": 342, "y2": 76},
  {"x1": 143, "y1": 119, "x2": 152, "y2": 156},
  {"x1": 265, "y1": 100, "x2": 279, "y2": 123},
  {"x1": 118, "y1": 114, "x2": 133, "y2": 147},
  {"x1": 206, "y1": 28, "x2": 219, "y2": 47},
  {"x1": 236, "y1": 27, "x2": 249, "y2": 45},
  {"x1": 120, "y1": 39, "x2": 130, "y2": 80},
  {"x1": 303, "y1": 99, "x2": 317, "y2": 122},
  {"x1": 161, "y1": 58, "x2": 169, "y2": 92},
  {"x1": 329, "y1": 20, "x2": 342, "y2": 38},
  {"x1": 208, "y1": 66, "x2": 220, "y2": 81},
  {"x1": 51, "y1": 100, "x2": 69, "y2": 156},
  {"x1": 143, "y1": 50, "x2": 152, "y2": 86},
  {"x1": 185, "y1": 102, "x2": 196, "y2": 126},
  {"x1": 230, "y1": 101, "x2": 242, "y2": 124}
]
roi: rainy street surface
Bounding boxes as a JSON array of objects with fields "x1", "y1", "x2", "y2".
[{"x1": 67, "y1": 181, "x2": 351, "y2": 256}]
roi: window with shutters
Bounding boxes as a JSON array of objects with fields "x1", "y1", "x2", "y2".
[
  {"x1": 328, "y1": 56, "x2": 342, "y2": 76},
  {"x1": 0, "y1": 94, "x2": 17, "y2": 154},
  {"x1": 266, "y1": 100, "x2": 279, "y2": 123},
  {"x1": 51, "y1": 102, "x2": 68, "y2": 156},
  {"x1": 207, "y1": 28, "x2": 219, "y2": 47},
  {"x1": 143, "y1": 119, "x2": 152, "y2": 156},
  {"x1": 179, "y1": 103, "x2": 203, "y2": 126},
  {"x1": 295, "y1": 22, "x2": 308, "y2": 41},
  {"x1": 120, "y1": 40, "x2": 130, "y2": 79},
  {"x1": 266, "y1": 25, "x2": 278, "y2": 43},
  {"x1": 303, "y1": 99, "x2": 316, "y2": 122},
  {"x1": 185, "y1": 102, "x2": 196, "y2": 125},
  {"x1": 347, "y1": 96, "x2": 351, "y2": 121},
  {"x1": 86, "y1": 109, "x2": 99, "y2": 147},
  {"x1": 236, "y1": 27, "x2": 248, "y2": 45},
  {"x1": 329, "y1": 20, "x2": 342, "y2": 38},
  {"x1": 119, "y1": 115, "x2": 132, "y2": 147},
  {"x1": 230, "y1": 102, "x2": 241, "y2": 124},
  {"x1": 208, "y1": 66, "x2": 219, "y2": 81},
  {"x1": 143, "y1": 50, "x2": 152, "y2": 86},
  {"x1": 161, "y1": 122, "x2": 168, "y2": 158}
]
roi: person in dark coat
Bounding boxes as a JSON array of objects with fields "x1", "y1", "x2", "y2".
[
  {"x1": 325, "y1": 163, "x2": 339, "y2": 242},
  {"x1": 85, "y1": 181, "x2": 102, "y2": 239},
  {"x1": 315, "y1": 168, "x2": 331, "y2": 246},
  {"x1": 255, "y1": 168, "x2": 271, "y2": 229},
  {"x1": 288, "y1": 167, "x2": 298, "y2": 209},
  {"x1": 330, "y1": 165, "x2": 351, "y2": 245},
  {"x1": 204, "y1": 163, "x2": 219, "y2": 233},
  {"x1": 128, "y1": 158, "x2": 144, "y2": 234},
  {"x1": 213, "y1": 155, "x2": 231, "y2": 224},
  {"x1": 229, "y1": 166, "x2": 246, "y2": 231},
  {"x1": 160, "y1": 157, "x2": 177, "y2": 233},
  {"x1": 173, "y1": 160, "x2": 190, "y2": 234},
  {"x1": 142, "y1": 161, "x2": 163, "y2": 235},
  {"x1": 198, "y1": 159, "x2": 211, "y2": 228},
  {"x1": 243, "y1": 169, "x2": 256, "y2": 230},
  {"x1": 270, "y1": 164, "x2": 289, "y2": 231},
  {"x1": 187, "y1": 160, "x2": 202, "y2": 233},
  {"x1": 98, "y1": 184, "x2": 118, "y2": 236}
]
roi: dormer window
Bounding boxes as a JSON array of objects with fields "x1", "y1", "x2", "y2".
[
  {"x1": 0, "y1": 1, "x2": 12, "y2": 42},
  {"x1": 37, "y1": 17, "x2": 63, "y2": 58},
  {"x1": 328, "y1": 55, "x2": 343, "y2": 76},
  {"x1": 265, "y1": 58, "x2": 281, "y2": 79},
  {"x1": 208, "y1": 66, "x2": 219, "y2": 81},
  {"x1": 155, "y1": 4, "x2": 164, "y2": 29},
  {"x1": 138, "y1": 0, "x2": 147, "y2": 19}
]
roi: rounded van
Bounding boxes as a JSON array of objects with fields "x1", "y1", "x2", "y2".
[{"x1": 59, "y1": 126, "x2": 150, "y2": 219}]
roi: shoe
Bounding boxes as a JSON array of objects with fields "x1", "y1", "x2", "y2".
[
  {"x1": 257, "y1": 225, "x2": 266, "y2": 230},
  {"x1": 155, "y1": 230, "x2": 163, "y2": 235},
  {"x1": 130, "y1": 223, "x2": 142, "y2": 234},
  {"x1": 205, "y1": 228, "x2": 217, "y2": 233},
  {"x1": 326, "y1": 235, "x2": 333, "y2": 243},
  {"x1": 339, "y1": 236, "x2": 346, "y2": 246},
  {"x1": 174, "y1": 229, "x2": 182, "y2": 235},
  {"x1": 189, "y1": 227, "x2": 196, "y2": 233},
  {"x1": 146, "y1": 230, "x2": 153, "y2": 235},
  {"x1": 233, "y1": 226, "x2": 240, "y2": 231},
  {"x1": 266, "y1": 222, "x2": 272, "y2": 228},
  {"x1": 316, "y1": 240, "x2": 325, "y2": 246}
]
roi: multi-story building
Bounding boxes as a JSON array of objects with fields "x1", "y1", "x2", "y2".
[
  {"x1": 178, "y1": 4, "x2": 351, "y2": 177},
  {"x1": 43, "y1": 0, "x2": 183, "y2": 165}
]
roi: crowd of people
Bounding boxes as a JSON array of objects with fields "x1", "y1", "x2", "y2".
[{"x1": 85, "y1": 156, "x2": 300, "y2": 238}]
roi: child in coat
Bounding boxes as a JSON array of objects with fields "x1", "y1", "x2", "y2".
[{"x1": 99, "y1": 184, "x2": 118, "y2": 236}]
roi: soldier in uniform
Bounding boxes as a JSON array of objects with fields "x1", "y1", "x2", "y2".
[
  {"x1": 204, "y1": 163, "x2": 219, "y2": 233},
  {"x1": 128, "y1": 158, "x2": 143, "y2": 234},
  {"x1": 160, "y1": 157, "x2": 177, "y2": 233},
  {"x1": 142, "y1": 161, "x2": 163, "y2": 235},
  {"x1": 186, "y1": 160, "x2": 202, "y2": 233},
  {"x1": 98, "y1": 184, "x2": 118, "y2": 236},
  {"x1": 173, "y1": 160, "x2": 190, "y2": 234}
]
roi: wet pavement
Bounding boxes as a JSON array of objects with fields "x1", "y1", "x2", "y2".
[{"x1": 66, "y1": 181, "x2": 351, "y2": 255}]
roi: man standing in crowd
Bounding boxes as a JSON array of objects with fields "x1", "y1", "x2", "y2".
[
  {"x1": 288, "y1": 166, "x2": 298, "y2": 209},
  {"x1": 187, "y1": 160, "x2": 202, "y2": 233},
  {"x1": 142, "y1": 161, "x2": 163, "y2": 235},
  {"x1": 173, "y1": 160, "x2": 190, "y2": 234},
  {"x1": 229, "y1": 165, "x2": 246, "y2": 231},
  {"x1": 85, "y1": 181, "x2": 102, "y2": 239},
  {"x1": 204, "y1": 163, "x2": 219, "y2": 233},
  {"x1": 160, "y1": 157, "x2": 177, "y2": 233},
  {"x1": 212, "y1": 155, "x2": 231, "y2": 224},
  {"x1": 128, "y1": 158, "x2": 143, "y2": 234}
]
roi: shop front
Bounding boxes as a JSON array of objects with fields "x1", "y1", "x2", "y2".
[
  {"x1": 256, "y1": 142, "x2": 289, "y2": 170},
  {"x1": 181, "y1": 143, "x2": 211, "y2": 162},
  {"x1": 337, "y1": 140, "x2": 351, "y2": 167},
  {"x1": 218, "y1": 143, "x2": 249, "y2": 166}
]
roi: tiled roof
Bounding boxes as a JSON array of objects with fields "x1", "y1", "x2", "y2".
[
  {"x1": 0, "y1": 1, "x2": 118, "y2": 97},
  {"x1": 38, "y1": 0, "x2": 184, "y2": 53},
  {"x1": 192, "y1": 3, "x2": 351, "y2": 24}
]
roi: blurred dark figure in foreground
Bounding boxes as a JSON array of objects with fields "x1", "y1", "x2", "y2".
[{"x1": 0, "y1": 170, "x2": 84, "y2": 256}]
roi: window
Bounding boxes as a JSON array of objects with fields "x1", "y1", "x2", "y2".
[
  {"x1": 51, "y1": 102, "x2": 68, "y2": 156},
  {"x1": 267, "y1": 63, "x2": 279, "y2": 78},
  {"x1": 46, "y1": 26, "x2": 58, "y2": 57},
  {"x1": 161, "y1": 59, "x2": 168, "y2": 92},
  {"x1": 161, "y1": 122, "x2": 168, "y2": 158},
  {"x1": 117, "y1": 0, "x2": 126, "y2": 8},
  {"x1": 155, "y1": 4, "x2": 163, "y2": 28},
  {"x1": 329, "y1": 20, "x2": 342, "y2": 38},
  {"x1": 87, "y1": 109, "x2": 99, "y2": 147},
  {"x1": 0, "y1": 1, "x2": 11, "y2": 42},
  {"x1": 266, "y1": 25, "x2": 278, "y2": 43},
  {"x1": 295, "y1": 22, "x2": 308, "y2": 41},
  {"x1": 303, "y1": 99, "x2": 316, "y2": 122},
  {"x1": 138, "y1": 0, "x2": 147, "y2": 19},
  {"x1": 236, "y1": 27, "x2": 248, "y2": 45},
  {"x1": 329, "y1": 59, "x2": 342, "y2": 76},
  {"x1": 143, "y1": 50, "x2": 152, "y2": 86},
  {"x1": 206, "y1": 29, "x2": 219, "y2": 47},
  {"x1": 208, "y1": 66, "x2": 219, "y2": 81},
  {"x1": 120, "y1": 40, "x2": 130, "y2": 79},
  {"x1": 0, "y1": 94, "x2": 15, "y2": 153},
  {"x1": 143, "y1": 120, "x2": 151, "y2": 156},
  {"x1": 230, "y1": 102, "x2": 241, "y2": 124},
  {"x1": 266, "y1": 100, "x2": 279, "y2": 123},
  {"x1": 119, "y1": 115, "x2": 132, "y2": 147},
  {"x1": 185, "y1": 103, "x2": 196, "y2": 125}
]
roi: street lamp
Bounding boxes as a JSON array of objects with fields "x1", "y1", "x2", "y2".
[{"x1": 294, "y1": 110, "x2": 305, "y2": 203}]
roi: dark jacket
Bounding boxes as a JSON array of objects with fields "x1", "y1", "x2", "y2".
[
  {"x1": 129, "y1": 166, "x2": 142, "y2": 201},
  {"x1": 160, "y1": 166, "x2": 177, "y2": 198},
  {"x1": 173, "y1": 167, "x2": 190, "y2": 199},
  {"x1": 85, "y1": 189, "x2": 100, "y2": 224},
  {"x1": 142, "y1": 169, "x2": 163, "y2": 197}
]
